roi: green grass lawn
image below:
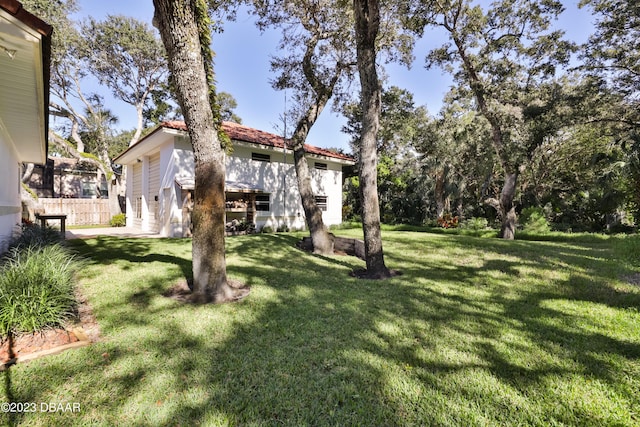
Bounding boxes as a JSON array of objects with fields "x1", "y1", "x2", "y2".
[{"x1": 2, "y1": 230, "x2": 639, "y2": 426}]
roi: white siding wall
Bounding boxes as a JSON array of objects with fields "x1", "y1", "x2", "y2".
[
  {"x1": 225, "y1": 145, "x2": 302, "y2": 230},
  {"x1": 158, "y1": 142, "x2": 179, "y2": 237},
  {"x1": 170, "y1": 138, "x2": 196, "y2": 236},
  {"x1": 0, "y1": 132, "x2": 21, "y2": 252},
  {"x1": 131, "y1": 162, "x2": 142, "y2": 230},
  {"x1": 154, "y1": 136, "x2": 194, "y2": 237},
  {"x1": 123, "y1": 132, "x2": 348, "y2": 236},
  {"x1": 310, "y1": 161, "x2": 344, "y2": 226},
  {"x1": 148, "y1": 153, "x2": 161, "y2": 232},
  {"x1": 225, "y1": 144, "x2": 345, "y2": 230}
]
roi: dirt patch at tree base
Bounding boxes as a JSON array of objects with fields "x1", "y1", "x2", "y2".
[
  {"x1": 350, "y1": 268, "x2": 403, "y2": 280},
  {"x1": 164, "y1": 279, "x2": 250, "y2": 303},
  {"x1": 297, "y1": 237, "x2": 402, "y2": 279}
]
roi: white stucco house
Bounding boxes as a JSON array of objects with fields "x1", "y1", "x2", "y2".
[
  {"x1": 114, "y1": 121, "x2": 355, "y2": 237},
  {"x1": 0, "y1": 0, "x2": 51, "y2": 252}
]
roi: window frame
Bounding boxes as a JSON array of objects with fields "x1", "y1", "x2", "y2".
[
  {"x1": 255, "y1": 193, "x2": 270, "y2": 212},
  {"x1": 251, "y1": 152, "x2": 271, "y2": 163},
  {"x1": 81, "y1": 180, "x2": 97, "y2": 198},
  {"x1": 315, "y1": 195, "x2": 327, "y2": 211}
]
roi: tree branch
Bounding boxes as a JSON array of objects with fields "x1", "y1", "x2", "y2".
[{"x1": 48, "y1": 131, "x2": 110, "y2": 178}]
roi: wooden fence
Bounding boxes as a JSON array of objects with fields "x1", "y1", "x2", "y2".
[{"x1": 39, "y1": 198, "x2": 111, "y2": 226}]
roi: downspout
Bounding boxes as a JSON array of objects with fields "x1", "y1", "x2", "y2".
[{"x1": 282, "y1": 92, "x2": 287, "y2": 230}]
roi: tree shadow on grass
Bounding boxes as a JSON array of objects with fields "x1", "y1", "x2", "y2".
[
  {"x1": 68, "y1": 237, "x2": 193, "y2": 307},
  {"x1": 4, "y1": 232, "x2": 639, "y2": 425}
]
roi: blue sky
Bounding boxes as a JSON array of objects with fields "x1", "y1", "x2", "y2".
[{"x1": 76, "y1": 0, "x2": 595, "y2": 153}]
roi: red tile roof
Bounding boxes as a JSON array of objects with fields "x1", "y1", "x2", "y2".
[{"x1": 161, "y1": 120, "x2": 354, "y2": 162}]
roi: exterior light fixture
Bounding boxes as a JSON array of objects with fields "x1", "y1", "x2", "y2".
[
  {"x1": 1, "y1": 45, "x2": 16, "y2": 59},
  {"x1": 0, "y1": 36, "x2": 17, "y2": 59}
]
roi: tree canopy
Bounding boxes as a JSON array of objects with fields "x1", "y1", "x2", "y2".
[{"x1": 19, "y1": 0, "x2": 640, "y2": 236}]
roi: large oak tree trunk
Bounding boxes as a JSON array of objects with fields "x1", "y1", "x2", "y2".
[
  {"x1": 434, "y1": 167, "x2": 446, "y2": 219},
  {"x1": 107, "y1": 181, "x2": 122, "y2": 216},
  {"x1": 291, "y1": 138, "x2": 335, "y2": 254},
  {"x1": 286, "y1": 32, "x2": 343, "y2": 255},
  {"x1": 288, "y1": 86, "x2": 336, "y2": 254},
  {"x1": 354, "y1": 0, "x2": 390, "y2": 278},
  {"x1": 153, "y1": 0, "x2": 248, "y2": 303},
  {"x1": 456, "y1": 41, "x2": 520, "y2": 240},
  {"x1": 499, "y1": 172, "x2": 518, "y2": 240}
]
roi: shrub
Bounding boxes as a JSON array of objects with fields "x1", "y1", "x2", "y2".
[
  {"x1": 437, "y1": 213, "x2": 459, "y2": 229},
  {"x1": 260, "y1": 226, "x2": 274, "y2": 233},
  {"x1": 461, "y1": 217, "x2": 489, "y2": 231},
  {"x1": 110, "y1": 213, "x2": 126, "y2": 227},
  {"x1": 520, "y1": 207, "x2": 551, "y2": 234},
  {"x1": 0, "y1": 244, "x2": 81, "y2": 336},
  {"x1": 241, "y1": 222, "x2": 256, "y2": 233},
  {"x1": 277, "y1": 224, "x2": 290, "y2": 233},
  {"x1": 606, "y1": 222, "x2": 636, "y2": 234}
]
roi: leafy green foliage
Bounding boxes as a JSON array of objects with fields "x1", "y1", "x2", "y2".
[
  {"x1": 0, "y1": 245, "x2": 80, "y2": 336},
  {"x1": 217, "y1": 92, "x2": 242, "y2": 124},
  {"x1": 20, "y1": 0, "x2": 80, "y2": 66},
  {"x1": 406, "y1": 0, "x2": 577, "y2": 238},
  {"x1": 82, "y1": 15, "x2": 168, "y2": 111},
  {"x1": 578, "y1": 0, "x2": 640, "y2": 225},
  {"x1": 520, "y1": 207, "x2": 551, "y2": 234},
  {"x1": 192, "y1": 0, "x2": 231, "y2": 149},
  {"x1": 580, "y1": 0, "x2": 640, "y2": 104},
  {"x1": 461, "y1": 216, "x2": 489, "y2": 231},
  {"x1": 524, "y1": 123, "x2": 630, "y2": 231},
  {"x1": 416, "y1": 93, "x2": 497, "y2": 221},
  {"x1": 109, "y1": 213, "x2": 126, "y2": 228}
]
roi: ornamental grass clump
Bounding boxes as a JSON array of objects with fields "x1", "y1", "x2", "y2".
[
  {"x1": 0, "y1": 244, "x2": 81, "y2": 336},
  {"x1": 10, "y1": 223, "x2": 62, "y2": 251}
]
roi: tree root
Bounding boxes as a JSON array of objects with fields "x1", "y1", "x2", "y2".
[
  {"x1": 350, "y1": 268, "x2": 402, "y2": 280},
  {"x1": 164, "y1": 279, "x2": 250, "y2": 304}
]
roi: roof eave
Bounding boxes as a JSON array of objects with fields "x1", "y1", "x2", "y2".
[
  {"x1": 125, "y1": 122, "x2": 356, "y2": 165},
  {"x1": 0, "y1": 0, "x2": 52, "y2": 163},
  {"x1": 113, "y1": 125, "x2": 180, "y2": 164}
]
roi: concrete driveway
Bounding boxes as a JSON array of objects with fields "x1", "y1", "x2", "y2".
[{"x1": 65, "y1": 227, "x2": 165, "y2": 240}]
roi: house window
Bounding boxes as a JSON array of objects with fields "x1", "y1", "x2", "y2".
[
  {"x1": 255, "y1": 194, "x2": 270, "y2": 211},
  {"x1": 81, "y1": 181, "x2": 97, "y2": 198},
  {"x1": 252, "y1": 152, "x2": 271, "y2": 162},
  {"x1": 314, "y1": 162, "x2": 328, "y2": 170},
  {"x1": 315, "y1": 196, "x2": 327, "y2": 211}
]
